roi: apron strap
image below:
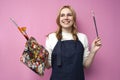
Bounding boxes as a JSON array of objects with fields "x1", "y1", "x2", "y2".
[{"x1": 57, "y1": 40, "x2": 62, "y2": 66}]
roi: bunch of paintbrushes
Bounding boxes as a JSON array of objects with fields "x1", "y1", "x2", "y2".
[{"x1": 10, "y1": 18, "x2": 49, "y2": 76}]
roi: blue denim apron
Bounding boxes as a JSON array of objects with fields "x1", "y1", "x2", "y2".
[{"x1": 50, "y1": 40, "x2": 85, "y2": 80}]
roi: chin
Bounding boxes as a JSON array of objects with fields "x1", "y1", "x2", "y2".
[
  {"x1": 61, "y1": 24, "x2": 73, "y2": 28},
  {"x1": 62, "y1": 25, "x2": 72, "y2": 28}
]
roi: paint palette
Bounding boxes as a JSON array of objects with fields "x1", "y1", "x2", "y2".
[{"x1": 20, "y1": 37, "x2": 49, "y2": 76}]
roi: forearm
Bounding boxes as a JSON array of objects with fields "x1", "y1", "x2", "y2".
[
  {"x1": 83, "y1": 37, "x2": 102, "y2": 68},
  {"x1": 83, "y1": 51, "x2": 96, "y2": 69}
]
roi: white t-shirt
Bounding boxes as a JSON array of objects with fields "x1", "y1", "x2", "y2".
[{"x1": 45, "y1": 32, "x2": 90, "y2": 66}]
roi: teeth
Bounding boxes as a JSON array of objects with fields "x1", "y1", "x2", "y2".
[
  {"x1": 64, "y1": 21, "x2": 69, "y2": 24},
  {"x1": 63, "y1": 20, "x2": 70, "y2": 24}
]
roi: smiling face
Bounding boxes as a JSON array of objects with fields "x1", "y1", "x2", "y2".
[
  {"x1": 59, "y1": 8, "x2": 74, "y2": 29},
  {"x1": 56, "y1": 6, "x2": 78, "y2": 40}
]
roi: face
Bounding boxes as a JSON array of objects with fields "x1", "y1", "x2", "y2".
[{"x1": 59, "y1": 8, "x2": 74, "y2": 29}]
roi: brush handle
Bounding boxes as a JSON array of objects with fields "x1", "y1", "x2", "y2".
[
  {"x1": 18, "y1": 27, "x2": 29, "y2": 40},
  {"x1": 10, "y1": 18, "x2": 29, "y2": 40},
  {"x1": 91, "y1": 11, "x2": 99, "y2": 37}
]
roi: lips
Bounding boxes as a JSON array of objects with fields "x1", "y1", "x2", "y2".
[{"x1": 62, "y1": 19, "x2": 71, "y2": 24}]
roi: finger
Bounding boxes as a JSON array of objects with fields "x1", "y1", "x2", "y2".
[
  {"x1": 95, "y1": 38, "x2": 101, "y2": 43},
  {"x1": 95, "y1": 41, "x2": 102, "y2": 46},
  {"x1": 96, "y1": 36, "x2": 102, "y2": 40},
  {"x1": 95, "y1": 39, "x2": 102, "y2": 45}
]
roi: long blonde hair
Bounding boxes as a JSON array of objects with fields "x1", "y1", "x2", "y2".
[{"x1": 56, "y1": 5, "x2": 78, "y2": 40}]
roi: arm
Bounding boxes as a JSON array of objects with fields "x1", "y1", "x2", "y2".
[
  {"x1": 45, "y1": 37, "x2": 52, "y2": 68},
  {"x1": 83, "y1": 37, "x2": 102, "y2": 68},
  {"x1": 45, "y1": 33, "x2": 58, "y2": 68}
]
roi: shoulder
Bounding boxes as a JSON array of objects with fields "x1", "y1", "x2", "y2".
[
  {"x1": 77, "y1": 32, "x2": 88, "y2": 47},
  {"x1": 47, "y1": 32, "x2": 57, "y2": 39},
  {"x1": 77, "y1": 32, "x2": 88, "y2": 39},
  {"x1": 46, "y1": 32, "x2": 58, "y2": 43},
  {"x1": 46, "y1": 32, "x2": 58, "y2": 49}
]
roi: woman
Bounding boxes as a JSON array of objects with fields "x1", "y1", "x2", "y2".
[{"x1": 45, "y1": 5, "x2": 102, "y2": 80}]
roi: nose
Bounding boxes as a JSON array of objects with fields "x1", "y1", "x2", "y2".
[{"x1": 64, "y1": 15, "x2": 68, "y2": 19}]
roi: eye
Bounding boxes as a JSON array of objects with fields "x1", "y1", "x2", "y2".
[
  {"x1": 60, "y1": 14, "x2": 65, "y2": 17},
  {"x1": 67, "y1": 13, "x2": 72, "y2": 16}
]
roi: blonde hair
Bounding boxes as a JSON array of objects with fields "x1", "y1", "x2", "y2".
[{"x1": 56, "y1": 5, "x2": 78, "y2": 40}]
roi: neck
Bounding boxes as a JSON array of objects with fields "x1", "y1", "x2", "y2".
[{"x1": 62, "y1": 27, "x2": 72, "y2": 33}]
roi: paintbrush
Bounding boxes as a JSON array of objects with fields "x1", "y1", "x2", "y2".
[
  {"x1": 10, "y1": 18, "x2": 29, "y2": 40},
  {"x1": 91, "y1": 10, "x2": 99, "y2": 37}
]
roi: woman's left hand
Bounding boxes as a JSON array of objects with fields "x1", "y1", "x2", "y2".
[{"x1": 91, "y1": 37, "x2": 102, "y2": 53}]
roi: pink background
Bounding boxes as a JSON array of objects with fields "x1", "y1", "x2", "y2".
[{"x1": 0, "y1": 0, "x2": 120, "y2": 80}]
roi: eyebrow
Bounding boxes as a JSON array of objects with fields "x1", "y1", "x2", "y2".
[{"x1": 60, "y1": 13, "x2": 73, "y2": 16}]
